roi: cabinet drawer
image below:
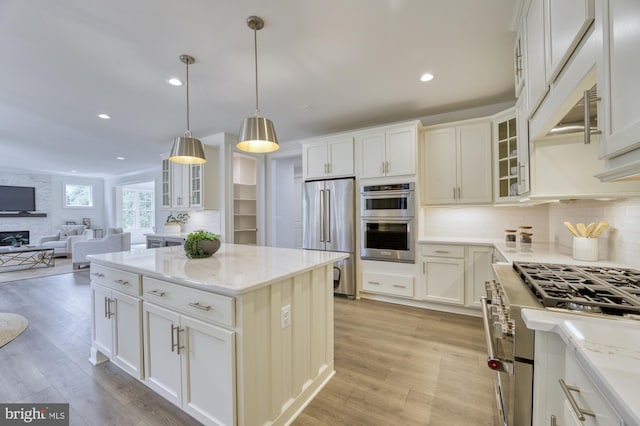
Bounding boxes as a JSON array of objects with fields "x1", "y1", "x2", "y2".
[
  {"x1": 362, "y1": 272, "x2": 414, "y2": 298},
  {"x1": 143, "y1": 277, "x2": 235, "y2": 327},
  {"x1": 90, "y1": 264, "x2": 141, "y2": 296},
  {"x1": 420, "y1": 244, "x2": 465, "y2": 258},
  {"x1": 562, "y1": 351, "x2": 623, "y2": 425}
]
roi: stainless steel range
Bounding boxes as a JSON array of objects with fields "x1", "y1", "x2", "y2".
[
  {"x1": 483, "y1": 261, "x2": 640, "y2": 426},
  {"x1": 513, "y1": 262, "x2": 640, "y2": 315}
]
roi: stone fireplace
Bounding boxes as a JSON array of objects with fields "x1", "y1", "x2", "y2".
[{"x1": 0, "y1": 230, "x2": 30, "y2": 246}]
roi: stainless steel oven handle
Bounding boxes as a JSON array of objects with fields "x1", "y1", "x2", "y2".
[{"x1": 481, "y1": 296, "x2": 503, "y2": 372}]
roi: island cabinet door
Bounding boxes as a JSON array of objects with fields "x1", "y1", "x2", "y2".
[
  {"x1": 91, "y1": 283, "x2": 113, "y2": 359},
  {"x1": 143, "y1": 302, "x2": 182, "y2": 406},
  {"x1": 180, "y1": 315, "x2": 235, "y2": 426},
  {"x1": 112, "y1": 291, "x2": 143, "y2": 379}
]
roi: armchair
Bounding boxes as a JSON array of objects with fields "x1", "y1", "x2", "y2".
[
  {"x1": 72, "y1": 229, "x2": 131, "y2": 270},
  {"x1": 38, "y1": 225, "x2": 90, "y2": 257}
]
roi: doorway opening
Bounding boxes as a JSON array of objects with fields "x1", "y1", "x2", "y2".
[{"x1": 116, "y1": 181, "x2": 155, "y2": 246}]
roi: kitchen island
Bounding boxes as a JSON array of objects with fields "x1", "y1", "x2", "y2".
[{"x1": 89, "y1": 244, "x2": 347, "y2": 426}]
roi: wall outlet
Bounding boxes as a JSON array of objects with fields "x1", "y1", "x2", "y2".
[{"x1": 281, "y1": 304, "x2": 291, "y2": 329}]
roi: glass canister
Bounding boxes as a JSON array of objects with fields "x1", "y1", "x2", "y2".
[
  {"x1": 504, "y1": 229, "x2": 517, "y2": 242},
  {"x1": 519, "y1": 225, "x2": 533, "y2": 251}
]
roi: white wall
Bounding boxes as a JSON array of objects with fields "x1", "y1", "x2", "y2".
[
  {"x1": 0, "y1": 169, "x2": 105, "y2": 244},
  {"x1": 420, "y1": 204, "x2": 550, "y2": 241}
]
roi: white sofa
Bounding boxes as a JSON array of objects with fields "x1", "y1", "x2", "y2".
[
  {"x1": 72, "y1": 228, "x2": 131, "y2": 270},
  {"x1": 38, "y1": 225, "x2": 91, "y2": 257}
]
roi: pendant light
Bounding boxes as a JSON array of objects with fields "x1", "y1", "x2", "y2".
[
  {"x1": 237, "y1": 16, "x2": 279, "y2": 153},
  {"x1": 169, "y1": 54, "x2": 206, "y2": 164}
]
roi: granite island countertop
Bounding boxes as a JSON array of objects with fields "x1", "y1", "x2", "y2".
[
  {"x1": 89, "y1": 244, "x2": 347, "y2": 296},
  {"x1": 522, "y1": 308, "x2": 640, "y2": 425}
]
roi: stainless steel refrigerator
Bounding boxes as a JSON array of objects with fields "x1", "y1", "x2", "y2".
[{"x1": 302, "y1": 177, "x2": 355, "y2": 297}]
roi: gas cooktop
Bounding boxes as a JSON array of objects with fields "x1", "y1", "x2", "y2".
[{"x1": 512, "y1": 262, "x2": 640, "y2": 316}]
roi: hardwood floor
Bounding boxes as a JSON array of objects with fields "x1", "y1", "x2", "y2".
[{"x1": 0, "y1": 273, "x2": 497, "y2": 425}]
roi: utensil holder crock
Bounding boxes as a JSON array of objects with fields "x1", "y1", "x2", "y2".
[{"x1": 573, "y1": 237, "x2": 598, "y2": 261}]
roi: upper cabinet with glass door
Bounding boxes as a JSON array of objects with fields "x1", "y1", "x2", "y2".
[{"x1": 160, "y1": 145, "x2": 220, "y2": 210}]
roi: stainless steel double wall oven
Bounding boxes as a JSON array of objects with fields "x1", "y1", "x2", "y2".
[{"x1": 360, "y1": 182, "x2": 415, "y2": 263}]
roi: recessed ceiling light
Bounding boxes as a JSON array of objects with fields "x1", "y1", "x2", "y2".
[
  {"x1": 168, "y1": 77, "x2": 183, "y2": 86},
  {"x1": 116, "y1": 157, "x2": 125, "y2": 160},
  {"x1": 420, "y1": 73, "x2": 434, "y2": 82},
  {"x1": 71, "y1": 170, "x2": 77, "y2": 173},
  {"x1": 97, "y1": 113, "x2": 111, "y2": 119}
]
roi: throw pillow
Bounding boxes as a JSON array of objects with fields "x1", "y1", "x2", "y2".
[{"x1": 62, "y1": 229, "x2": 78, "y2": 237}]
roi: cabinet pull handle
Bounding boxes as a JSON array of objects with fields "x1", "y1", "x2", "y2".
[
  {"x1": 457, "y1": 187, "x2": 461, "y2": 200},
  {"x1": 104, "y1": 297, "x2": 113, "y2": 319},
  {"x1": 550, "y1": 414, "x2": 557, "y2": 426},
  {"x1": 558, "y1": 379, "x2": 596, "y2": 421},
  {"x1": 435, "y1": 250, "x2": 450, "y2": 254},
  {"x1": 392, "y1": 284, "x2": 406, "y2": 288},
  {"x1": 114, "y1": 279, "x2": 129, "y2": 286},
  {"x1": 92, "y1": 272, "x2": 105, "y2": 278},
  {"x1": 188, "y1": 302, "x2": 212, "y2": 311},
  {"x1": 583, "y1": 89, "x2": 601, "y2": 145},
  {"x1": 368, "y1": 281, "x2": 380, "y2": 285},
  {"x1": 147, "y1": 290, "x2": 166, "y2": 297},
  {"x1": 171, "y1": 324, "x2": 182, "y2": 354},
  {"x1": 423, "y1": 261, "x2": 426, "y2": 274},
  {"x1": 453, "y1": 187, "x2": 456, "y2": 200},
  {"x1": 381, "y1": 162, "x2": 385, "y2": 174}
]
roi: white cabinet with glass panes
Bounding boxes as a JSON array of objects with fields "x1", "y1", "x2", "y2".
[
  {"x1": 160, "y1": 145, "x2": 220, "y2": 210},
  {"x1": 493, "y1": 108, "x2": 520, "y2": 202}
]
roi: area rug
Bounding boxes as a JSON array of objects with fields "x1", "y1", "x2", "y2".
[
  {"x1": 0, "y1": 313, "x2": 29, "y2": 348},
  {"x1": 0, "y1": 258, "x2": 74, "y2": 283}
]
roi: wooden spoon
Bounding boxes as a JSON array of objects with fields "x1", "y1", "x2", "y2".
[
  {"x1": 584, "y1": 222, "x2": 596, "y2": 238},
  {"x1": 591, "y1": 222, "x2": 610, "y2": 238},
  {"x1": 564, "y1": 222, "x2": 580, "y2": 238},
  {"x1": 576, "y1": 223, "x2": 587, "y2": 238}
]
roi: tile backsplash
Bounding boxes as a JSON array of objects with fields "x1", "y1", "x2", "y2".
[
  {"x1": 548, "y1": 198, "x2": 640, "y2": 267},
  {"x1": 420, "y1": 197, "x2": 640, "y2": 268}
]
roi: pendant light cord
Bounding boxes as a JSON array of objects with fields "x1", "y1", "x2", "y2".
[
  {"x1": 254, "y1": 27, "x2": 260, "y2": 116},
  {"x1": 186, "y1": 59, "x2": 191, "y2": 132}
]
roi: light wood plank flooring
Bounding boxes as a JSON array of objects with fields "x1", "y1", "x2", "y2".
[{"x1": 0, "y1": 272, "x2": 497, "y2": 425}]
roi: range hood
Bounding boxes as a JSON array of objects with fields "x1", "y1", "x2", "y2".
[{"x1": 546, "y1": 84, "x2": 598, "y2": 139}]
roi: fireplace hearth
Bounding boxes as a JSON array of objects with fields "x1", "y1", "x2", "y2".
[{"x1": 0, "y1": 230, "x2": 30, "y2": 246}]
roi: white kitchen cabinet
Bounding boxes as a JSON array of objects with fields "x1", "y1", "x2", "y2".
[
  {"x1": 89, "y1": 265, "x2": 143, "y2": 379},
  {"x1": 544, "y1": 0, "x2": 595, "y2": 85},
  {"x1": 516, "y1": 94, "x2": 531, "y2": 195},
  {"x1": 362, "y1": 271, "x2": 414, "y2": 298},
  {"x1": 421, "y1": 120, "x2": 492, "y2": 205},
  {"x1": 514, "y1": 21, "x2": 526, "y2": 98},
  {"x1": 597, "y1": 0, "x2": 640, "y2": 160},
  {"x1": 464, "y1": 246, "x2": 493, "y2": 309},
  {"x1": 160, "y1": 145, "x2": 220, "y2": 210},
  {"x1": 143, "y1": 301, "x2": 235, "y2": 426},
  {"x1": 302, "y1": 136, "x2": 354, "y2": 180},
  {"x1": 525, "y1": 0, "x2": 548, "y2": 114},
  {"x1": 493, "y1": 109, "x2": 520, "y2": 201},
  {"x1": 533, "y1": 331, "x2": 623, "y2": 426},
  {"x1": 420, "y1": 244, "x2": 465, "y2": 306},
  {"x1": 358, "y1": 123, "x2": 418, "y2": 179}
]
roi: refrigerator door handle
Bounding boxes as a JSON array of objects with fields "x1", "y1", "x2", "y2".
[
  {"x1": 325, "y1": 189, "x2": 331, "y2": 242},
  {"x1": 319, "y1": 189, "x2": 325, "y2": 242}
]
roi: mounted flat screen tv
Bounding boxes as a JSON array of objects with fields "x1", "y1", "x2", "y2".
[{"x1": 0, "y1": 185, "x2": 36, "y2": 212}]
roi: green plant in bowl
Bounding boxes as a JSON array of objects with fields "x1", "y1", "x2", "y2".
[{"x1": 184, "y1": 230, "x2": 221, "y2": 259}]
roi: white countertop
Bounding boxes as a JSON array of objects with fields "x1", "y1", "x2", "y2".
[
  {"x1": 89, "y1": 244, "x2": 348, "y2": 295},
  {"x1": 419, "y1": 236, "x2": 637, "y2": 269},
  {"x1": 521, "y1": 308, "x2": 640, "y2": 425}
]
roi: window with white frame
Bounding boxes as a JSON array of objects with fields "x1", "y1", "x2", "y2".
[
  {"x1": 122, "y1": 188, "x2": 154, "y2": 230},
  {"x1": 64, "y1": 183, "x2": 94, "y2": 208}
]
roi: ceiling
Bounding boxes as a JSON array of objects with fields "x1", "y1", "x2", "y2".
[{"x1": 0, "y1": 0, "x2": 517, "y2": 177}]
